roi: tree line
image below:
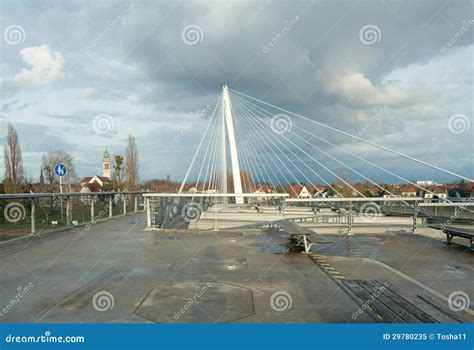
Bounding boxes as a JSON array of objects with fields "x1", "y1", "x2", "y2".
[{"x1": 2, "y1": 123, "x2": 140, "y2": 194}]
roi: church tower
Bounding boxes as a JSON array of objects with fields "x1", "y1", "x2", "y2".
[{"x1": 103, "y1": 150, "x2": 111, "y2": 178}]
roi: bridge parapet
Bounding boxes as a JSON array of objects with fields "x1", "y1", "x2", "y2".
[{"x1": 0, "y1": 191, "x2": 148, "y2": 241}]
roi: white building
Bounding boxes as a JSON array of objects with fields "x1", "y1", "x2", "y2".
[{"x1": 416, "y1": 180, "x2": 433, "y2": 187}]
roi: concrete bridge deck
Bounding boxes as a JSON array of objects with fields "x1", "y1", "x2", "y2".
[{"x1": 0, "y1": 212, "x2": 472, "y2": 323}]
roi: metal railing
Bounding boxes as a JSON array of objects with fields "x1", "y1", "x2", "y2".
[
  {"x1": 143, "y1": 192, "x2": 289, "y2": 229},
  {"x1": 143, "y1": 194, "x2": 474, "y2": 234},
  {"x1": 0, "y1": 191, "x2": 148, "y2": 240},
  {"x1": 3, "y1": 191, "x2": 471, "y2": 240}
]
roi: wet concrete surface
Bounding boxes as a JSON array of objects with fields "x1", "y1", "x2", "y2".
[
  {"x1": 312, "y1": 231, "x2": 473, "y2": 297},
  {"x1": 309, "y1": 228, "x2": 474, "y2": 321},
  {"x1": 0, "y1": 213, "x2": 374, "y2": 323}
]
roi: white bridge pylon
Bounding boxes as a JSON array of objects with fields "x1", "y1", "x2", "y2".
[
  {"x1": 179, "y1": 85, "x2": 245, "y2": 203},
  {"x1": 221, "y1": 85, "x2": 243, "y2": 204}
]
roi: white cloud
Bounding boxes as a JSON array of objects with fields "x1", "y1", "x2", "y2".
[
  {"x1": 402, "y1": 103, "x2": 447, "y2": 119},
  {"x1": 80, "y1": 87, "x2": 100, "y2": 99},
  {"x1": 0, "y1": 62, "x2": 10, "y2": 75},
  {"x1": 14, "y1": 44, "x2": 69, "y2": 88},
  {"x1": 79, "y1": 86, "x2": 129, "y2": 101},
  {"x1": 326, "y1": 72, "x2": 412, "y2": 107}
]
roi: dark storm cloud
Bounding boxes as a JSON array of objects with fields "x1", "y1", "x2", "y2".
[
  {"x1": 116, "y1": 0, "x2": 472, "y2": 111},
  {"x1": 0, "y1": 0, "x2": 472, "y2": 181}
]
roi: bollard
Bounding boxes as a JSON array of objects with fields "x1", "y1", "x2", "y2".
[
  {"x1": 90, "y1": 196, "x2": 95, "y2": 223},
  {"x1": 109, "y1": 195, "x2": 113, "y2": 218},
  {"x1": 146, "y1": 198, "x2": 151, "y2": 227},
  {"x1": 30, "y1": 198, "x2": 36, "y2": 234},
  {"x1": 213, "y1": 197, "x2": 218, "y2": 231},
  {"x1": 66, "y1": 196, "x2": 71, "y2": 226},
  {"x1": 347, "y1": 201, "x2": 353, "y2": 235},
  {"x1": 134, "y1": 195, "x2": 138, "y2": 212},
  {"x1": 123, "y1": 195, "x2": 127, "y2": 214},
  {"x1": 412, "y1": 201, "x2": 418, "y2": 233}
]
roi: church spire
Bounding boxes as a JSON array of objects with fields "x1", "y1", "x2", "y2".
[{"x1": 39, "y1": 165, "x2": 44, "y2": 185}]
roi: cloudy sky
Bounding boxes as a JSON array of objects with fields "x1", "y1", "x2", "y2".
[{"x1": 0, "y1": 0, "x2": 472, "y2": 185}]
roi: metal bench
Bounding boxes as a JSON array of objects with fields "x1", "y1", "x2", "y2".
[
  {"x1": 272, "y1": 219, "x2": 321, "y2": 253},
  {"x1": 429, "y1": 224, "x2": 474, "y2": 249}
]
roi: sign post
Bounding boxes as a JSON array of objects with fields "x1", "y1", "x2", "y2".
[{"x1": 55, "y1": 163, "x2": 67, "y2": 223}]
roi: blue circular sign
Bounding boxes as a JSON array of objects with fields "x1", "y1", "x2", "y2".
[{"x1": 54, "y1": 163, "x2": 67, "y2": 177}]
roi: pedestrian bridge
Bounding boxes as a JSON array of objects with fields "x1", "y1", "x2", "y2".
[{"x1": 0, "y1": 210, "x2": 472, "y2": 323}]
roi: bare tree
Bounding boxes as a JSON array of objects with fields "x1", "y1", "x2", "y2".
[
  {"x1": 113, "y1": 154, "x2": 124, "y2": 183},
  {"x1": 124, "y1": 134, "x2": 139, "y2": 189},
  {"x1": 41, "y1": 150, "x2": 77, "y2": 192},
  {"x1": 3, "y1": 123, "x2": 24, "y2": 193}
]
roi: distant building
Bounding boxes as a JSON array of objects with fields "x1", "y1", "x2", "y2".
[
  {"x1": 310, "y1": 185, "x2": 329, "y2": 198},
  {"x1": 467, "y1": 182, "x2": 474, "y2": 194},
  {"x1": 400, "y1": 185, "x2": 418, "y2": 197},
  {"x1": 148, "y1": 182, "x2": 173, "y2": 192},
  {"x1": 39, "y1": 166, "x2": 44, "y2": 186},
  {"x1": 247, "y1": 189, "x2": 268, "y2": 203},
  {"x1": 79, "y1": 150, "x2": 112, "y2": 193},
  {"x1": 380, "y1": 184, "x2": 401, "y2": 197},
  {"x1": 288, "y1": 185, "x2": 311, "y2": 198},
  {"x1": 103, "y1": 150, "x2": 111, "y2": 179},
  {"x1": 424, "y1": 185, "x2": 447, "y2": 199},
  {"x1": 416, "y1": 180, "x2": 433, "y2": 187},
  {"x1": 80, "y1": 175, "x2": 111, "y2": 192}
]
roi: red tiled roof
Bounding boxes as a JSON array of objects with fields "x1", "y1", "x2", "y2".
[
  {"x1": 427, "y1": 185, "x2": 446, "y2": 193},
  {"x1": 87, "y1": 182, "x2": 102, "y2": 192},
  {"x1": 149, "y1": 183, "x2": 173, "y2": 192},
  {"x1": 80, "y1": 176, "x2": 110, "y2": 184},
  {"x1": 307, "y1": 185, "x2": 328, "y2": 193},
  {"x1": 401, "y1": 185, "x2": 417, "y2": 192},
  {"x1": 288, "y1": 185, "x2": 303, "y2": 198}
]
